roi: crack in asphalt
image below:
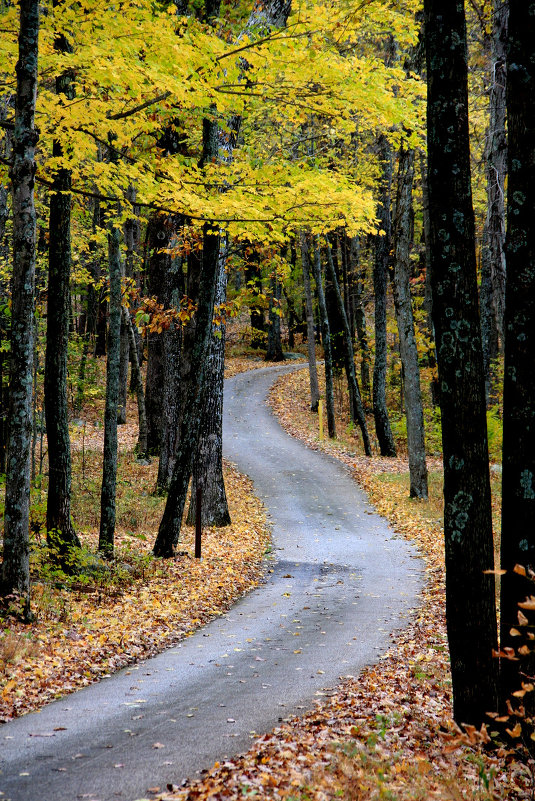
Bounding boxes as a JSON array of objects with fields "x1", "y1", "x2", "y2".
[{"x1": 0, "y1": 364, "x2": 423, "y2": 801}]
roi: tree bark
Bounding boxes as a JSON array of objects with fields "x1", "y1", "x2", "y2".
[
  {"x1": 480, "y1": 0, "x2": 508, "y2": 392},
  {"x1": 373, "y1": 137, "x2": 397, "y2": 457},
  {"x1": 98, "y1": 190, "x2": 122, "y2": 557},
  {"x1": 266, "y1": 274, "x2": 285, "y2": 361},
  {"x1": 153, "y1": 117, "x2": 221, "y2": 557},
  {"x1": 187, "y1": 246, "x2": 231, "y2": 527},
  {"x1": 391, "y1": 144, "x2": 428, "y2": 499},
  {"x1": 311, "y1": 237, "x2": 336, "y2": 438},
  {"x1": 45, "y1": 21, "x2": 80, "y2": 556},
  {"x1": 1, "y1": 0, "x2": 39, "y2": 610},
  {"x1": 499, "y1": 0, "x2": 535, "y2": 708},
  {"x1": 425, "y1": 0, "x2": 498, "y2": 723},
  {"x1": 300, "y1": 232, "x2": 320, "y2": 412},
  {"x1": 123, "y1": 306, "x2": 148, "y2": 459},
  {"x1": 325, "y1": 238, "x2": 371, "y2": 456}
]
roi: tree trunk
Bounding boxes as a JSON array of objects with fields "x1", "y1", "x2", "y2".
[
  {"x1": 300, "y1": 232, "x2": 320, "y2": 412},
  {"x1": 156, "y1": 246, "x2": 184, "y2": 492},
  {"x1": 45, "y1": 25, "x2": 80, "y2": 556},
  {"x1": 311, "y1": 237, "x2": 336, "y2": 438},
  {"x1": 1, "y1": 0, "x2": 39, "y2": 611},
  {"x1": 266, "y1": 274, "x2": 285, "y2": 361},
  {"x1": 373, "y1": 137, "x2": 397, "y2": 457},
  {"x1": 481, "y1": 0, "x2": 508, "y2": 392},
  {"x1": 324, "y1": 238, "x2": 371, "y2": 456},
  {"x1": 123, "y1": 306, "x2": 148, "y2": 460},
  {"x1": 349, "y1": 237, "x2": 371, "y2": 409},
  {"x1": 499, "y1": 0, "x2": 535, "y2": 709},
  {"x1": 144, "y1": 215, "x2": 170, "y2": 455},
  {"x1": 117, "y1": 309, "x2": 129, "y2": 424},
  {"x1": 425, "y1": 0, "x2": 498, "y2": 723},
  {"x1": 391, "y1": 144, "x2": 428, "y2": 499},
  {"x1": 187, "y1": 246, "x2": 231, "y2": 528},
  {"x1": 324, "y1": 235, "x2": 345, "y2": 372},
  {"x1": 98, "y1": 189, "x2": 122, "y2": 557},
  {"x1": 153, "y1": 118, "x2": 221, "y2": 557}
]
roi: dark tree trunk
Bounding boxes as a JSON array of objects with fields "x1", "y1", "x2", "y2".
[
  {"x1": 45, "y1": 24, "x2": 80, "y2": 556},
  {"x1": 245, "y1": 257, "x2": 266, "y2": 349},
  {"x1": 391, "y1": 144, "x2": 428, "y2": 499},
  {"x1": 117, "y1": 309, "x2": 129, "y2": 424},
  {"x1": 324, "y1": 236, "x2": 345, "y2": 372},
  {"x1": 123, "y1": 306, "x2": 148, "y2": 459},
  {"x1": 156, "y1": 245, "x2": 184, "y2": 492},
  {"x1": 373, "y1": 138, "x2": 397, "y2": 457},
  {"x1": 98, "y1": 191, "x2": 122, "y2": 557},
  {"x1": 266, "y1": 275, "x2": 285, "y2": 361},
  {"x1": 349, "y1": 237, "x2": 371, "y2": 409},
  {"x1": 311, "y1": 238, "x2": 336, "y2": 438},
  {"x1": 325, "y1": 238, "x2": 371, "y2": 456},
  {"x1": 300, "y1": 232, "x2": 320, "y2": 412},
  {"x1": 153, "y1": 118, "x2": 221, "y2": 557},
  {"x1": 0, "y1": 182, "x2": 9, "y2": 473},
  {"x1": 144, "y1": 215, "x2": 169, "y2": 455},
  {"x1": 425, "y1": 0, "x2": 498, "y2": 723},
  {"x1": 1, "y1": 0, "x2": 39, "y2": 609},
  {"x1": 420, "y1": 153, "x2": 440, "y2": 408},
  {"x1": 187, "y1": 247, "x2": 231, "y2": 527},
  {"x1": 499, "y1": 0, "x2": 535, "y2": 708},
  {"x1": 481, "y1": 0, "x2": 508, "y2": 393}
]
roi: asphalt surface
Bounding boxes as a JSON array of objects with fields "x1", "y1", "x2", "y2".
[{"x1": 0, "y1": 363, "x2": 423, "y2": 801}]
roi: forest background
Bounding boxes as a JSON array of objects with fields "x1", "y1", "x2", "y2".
[{"x1": 1, "y1": 0, "x2": 535, "y2": 798}]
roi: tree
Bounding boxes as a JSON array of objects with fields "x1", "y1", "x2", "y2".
[
  {"x1": 424, "y1": 0, "x2": 498, "y2": 723},
  {"x1": 391, "y1": 142, "x2": 428, "y2": 499},
  {"x1": 45, "y1": 7, "x2": 80, "y2": 557},
  {"x1": 311, "y1": 236, "x2": 336, "y2": 438},
  {"x1": 1, "y1": 0, "x2": 40, "y2": 613},
  {"x1": 300, "y1": 232, "x2": 320, "y2": 412},
  {"x1": 98, "y1": 155, "x2": 123, "y2": 557},
  {"x1": 373, "y1": 137, "x2": 397, "y2": 457},
  {"x1": 499, "y1": 0, "x2": 535, "y2": 705}
]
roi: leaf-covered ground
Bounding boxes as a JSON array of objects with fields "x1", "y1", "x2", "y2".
[
  {"x1": 149, "y1": 368, "x2": 527, "y2": 801},
  {"x1": 0, "y1": 357, "x2": 270, "y2": 720}
]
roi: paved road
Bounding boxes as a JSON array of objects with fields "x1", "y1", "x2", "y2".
[{"x1": 0, "y1": 364, "x2": 423, "y2": 801}]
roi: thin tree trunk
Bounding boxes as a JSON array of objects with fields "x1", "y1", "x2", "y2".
[
  {"x1": 391, "y1": 144, "x2": 428, "y2": 499},
  {"x1": 373, "y1": 137, "x2": 397, "y2": 457},
  {"x1": 1, "y1": 0, "x2": 39, "y2": 610},
  {"x1": 300, "y1": 232, "x2": 319, "y2": 412},
  {"x1": 325, "y1": 237, "x2": 371, "y2": 456},
  {"x1": 123, "y1": 306, "x2": 147, "y2": 459},
  {"x1": 499, "y1": 0, "x2": 535, "y2": 710},
  {"x1": 99, "y1": 186, "x2": 122, "y2": 556},
  {"x1": 481, "y1": 0, "x2": 508, "y2": 386},
  {"x1": 425, "y1": 0, "x2": 498, "y2": 723},
  {"x1": 311, "y1": 237, "x2": 335, "y2": 438},
  {"x1": 349, "y1": 237, "x2": 371, "y2": 409},
  {"x1": 187, "y1": 245, "x2": 231, "y2": 527}
]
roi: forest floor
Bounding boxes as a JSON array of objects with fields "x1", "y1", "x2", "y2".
[
  {"x1": 1, "y1": 355, "x2": 529, "y2": 801},
  {"x1": 0, "y1": 356, "x2": 270, "y2": 720},
  {"x1": 153, "y1": 366, "x2": 529, "y2": 801}
]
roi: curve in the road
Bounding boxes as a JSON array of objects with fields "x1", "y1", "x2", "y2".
[{"x1": 0, "y1": 364, "x2": 423, "y2": 801}]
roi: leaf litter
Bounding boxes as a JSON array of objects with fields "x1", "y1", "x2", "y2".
[{"x1": 147, "y1": 368, "x2": 527, "y2": 801}]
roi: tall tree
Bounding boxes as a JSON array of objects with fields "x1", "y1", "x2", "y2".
[
  {"x1": 45, "y1": 9, "x2": 80, "y2": 557},
  {"x1": 300, "y1": 232, "x2": 320, "y2": 412},
  {"x1": 311, "y1": 237, "x2": 336, "y2": 438},
  {"x1": 98, "y1": 152, "x2": 123, "y2": 557},
  {"x1": 324, "y1": 237, "x2": 371, "y2": 455},
  {"x1": 373, "y1": 137, "x2": 397, "y2": 457},
  {"x1": 1, "y1": 0, "x2": 40, "y2": 612},
  {"x1": 391, "y1": 143, "x2": 428, "y2": 499},
  {"x1": 425, "y1": 0, "x2": 498, "y2": 723},
  {"x1": 499, "y1": 0, "x2": 535, "y2": 705},
  {"x1": 480, "y1": 0, "x2": 508, "y2": 394},
  {"x1": 153, "y1": 117, "x2": 221, "y2": 556}
]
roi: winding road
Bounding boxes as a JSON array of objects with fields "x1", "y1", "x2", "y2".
[{"x1": 0, "y1": 364, "x2": 423, "y2": 801}]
